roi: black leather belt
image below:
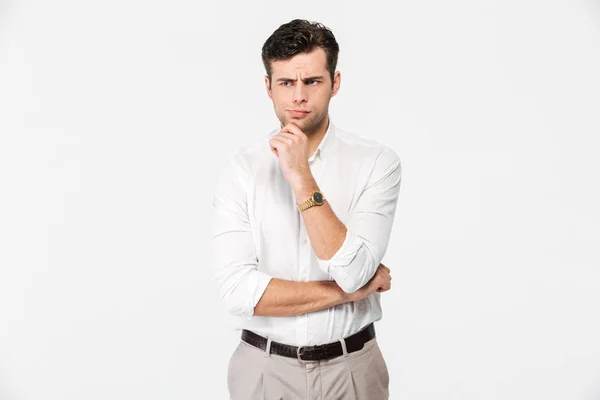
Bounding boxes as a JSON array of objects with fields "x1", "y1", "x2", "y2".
[{"x1": 241, "y1": 323, "x2": 375, "y2": 362}]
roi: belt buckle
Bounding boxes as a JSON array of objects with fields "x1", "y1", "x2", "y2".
[
  {"x1": 297, "y1": 345, "x2": 316, "y2": 363},
  {"x1": 297, "y1": 344, "x2": 331, "y2": 363}
]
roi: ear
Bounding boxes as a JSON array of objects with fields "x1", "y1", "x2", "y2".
[
  {"x1": 331, "y1": 71, "x2": 341, "y2": 97},
  {"x1": 265, "y1": 76, "x2": 272, "y2": 99}
]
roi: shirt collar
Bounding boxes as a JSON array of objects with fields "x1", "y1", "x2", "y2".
[{"x1": 308, "y1": 116, "x2": 335, "y2": 163}]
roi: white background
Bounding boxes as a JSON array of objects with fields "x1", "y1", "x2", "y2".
[{"x1": 1, "y1": 0, "x2": 599, "y2": 399}]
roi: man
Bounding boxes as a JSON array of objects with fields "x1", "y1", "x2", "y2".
[{"x1": 211, "y1": 19, "x2": 402, "y2": 400}]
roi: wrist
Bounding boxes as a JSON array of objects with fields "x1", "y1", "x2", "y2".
[
  {"x1": 335, "y1": 283, "x2": 356, "y2": 304},
  {"x1": 293, "y1": 177, "x2": 319, "y2": 202}
]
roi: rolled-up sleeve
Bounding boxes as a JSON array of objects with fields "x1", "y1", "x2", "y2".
[
  {"x1": 210, "y1": 153, "x2": 272, "y2": 317},
  {"x1": 317, "y1": 148, "x2": 402, "y2": 293}
]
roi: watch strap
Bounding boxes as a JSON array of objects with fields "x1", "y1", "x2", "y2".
[
  {"x1": 296, "y1": 191, "x2": 325, "y2": 212},
  {"x1": 297, "y1": 197, "x2": 315, "y2": 212}
]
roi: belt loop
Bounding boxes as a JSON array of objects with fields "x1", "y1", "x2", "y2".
[
  {"x1": 264, "y1": 338, "x2": 272, "y2": 358},
  {"x1": 339, "y1": 337, "x2": 349, "y2": 358}
]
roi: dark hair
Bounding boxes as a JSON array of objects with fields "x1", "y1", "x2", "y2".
[{"x1": 261, "y1": 19, "x2": 340, "y2": 88}]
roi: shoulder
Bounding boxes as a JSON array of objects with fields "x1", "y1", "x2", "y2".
[{"x1": 334, "y1": 125, "x2": 401, "y2": 169}]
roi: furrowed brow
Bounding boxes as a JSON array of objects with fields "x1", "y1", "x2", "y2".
[{"x1": 275, "y1": 76, "x2": 325, "y2": 83}]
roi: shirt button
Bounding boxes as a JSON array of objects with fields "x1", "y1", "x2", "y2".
[{"x1": 302, "y1": 239, "x2": 307, "y2": 244}]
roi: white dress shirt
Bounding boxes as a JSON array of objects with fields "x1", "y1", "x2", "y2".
[{"x1": 210, "y1": 117, "x2": 402, "y2": 346}]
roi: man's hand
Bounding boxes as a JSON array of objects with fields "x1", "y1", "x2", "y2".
[
  {"x1": 269, "y1": 122, "x2": 311, "y2": 187},
  {"x1": 346, "y1": 263, "x2": 392, "y2": 302}
]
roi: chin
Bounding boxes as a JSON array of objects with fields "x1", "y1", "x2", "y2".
[{"x1": 281, "y1": 117, "x2": 304, "y2": 126}]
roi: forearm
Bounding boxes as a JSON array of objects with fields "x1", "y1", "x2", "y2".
[
  {"x1": 292, "y1": 179, "x2": 375, "y2": 293},
  {"x1": 291, "y1": 150, "x2": 402, "y2": 293},
  {"x1": 292, "y1": 177, "x2": 346, "y2": 260},
  {"x1": 253, "y1": 278, "x2": 351, "y2": 317}
]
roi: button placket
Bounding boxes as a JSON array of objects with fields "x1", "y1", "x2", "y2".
[
  {"x1": 298, "y1": 223, "x2": 309, "y2": 281},
  {"x1": 296, "y1": 214, "x2": 308, "y2": 345},
  {"x1": 297, "y1": 155, "x2": 325, "y2": 346}
]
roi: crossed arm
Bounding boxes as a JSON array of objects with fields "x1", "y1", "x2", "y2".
[
  {"x1": 211, "y1": 149, "x2": 401, "y2": 318},
  {"x1": 253, "y1": 264, "x2": 391, "y2": 317}
]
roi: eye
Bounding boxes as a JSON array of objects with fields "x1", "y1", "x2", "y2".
[
  {"x1": 308, "y1": 80, "x2": 319, "y2": 85},
  {"x1": 280, "y1": 81, "x2": 291, "y2": 86}
]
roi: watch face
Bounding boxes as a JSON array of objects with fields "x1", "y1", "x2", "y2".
[{"x1": 312, "y1": 192, "x2": 324, "y2": 204}]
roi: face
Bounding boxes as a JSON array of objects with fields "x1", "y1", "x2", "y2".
[{"x1": 265, "y1": 47, "x2": 341, "y2": 135}]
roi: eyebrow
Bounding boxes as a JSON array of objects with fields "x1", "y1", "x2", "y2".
[{"x1": 275, "y1": 76, "x2": 325, "y2": 83}]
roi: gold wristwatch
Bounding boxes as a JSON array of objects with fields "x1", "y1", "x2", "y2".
[{"x1": 297, "y1": 191, "x2": 326, "y2": 212}]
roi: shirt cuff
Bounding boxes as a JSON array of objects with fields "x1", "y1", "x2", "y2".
[
  {"x1": 246, "y1": 270, "x2": 273, "y2": 317},
  {"x1": 316, "y1": 229, "x2": 363, "y2": 275}
]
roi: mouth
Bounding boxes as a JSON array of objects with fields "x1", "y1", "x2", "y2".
[{"x1": 288, "y1": 110, "x2": 311, "y2": 118}]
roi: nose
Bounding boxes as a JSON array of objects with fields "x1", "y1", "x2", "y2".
[{"x1": 293, "y1": 81, "x2": 308, "y2": 104}]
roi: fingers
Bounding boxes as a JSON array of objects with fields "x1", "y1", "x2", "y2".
[
  {"x1": 379, "y1": 263, "x2": 391, "y2": 273},
  {"x1": 276, "y1": 124, "x2": 307, "y2": 144},
  {"x1": 376, "y1": 284, "x2": 391, "y2": 293},
  {"x1": 364, "y1": 264, "x2": 393, "y2": 295},
  {"x1": 268, "y1": 128, "x2": 305, "y2": 157},
  {"x1": 269, "y1": 136, "x2": 292, "y2": 157},
  {"x1": 377, "y1": 266, "x2": 391, "y2": 280},
  {"x1": 376, "y1": 265, "x2": 392, "y2": 292},
  {"x1": 270, "y1": 135, "x2": 294, "y2": 147},
  {"x1": 280, "y1": 123, "x2": 307, "y2": 138},
  {"x1": 380, "y1": 280, "x2": 391, "y2": 291},
  {"x1": 278, "y1": 131, "x2": 302, "y2": 142}
]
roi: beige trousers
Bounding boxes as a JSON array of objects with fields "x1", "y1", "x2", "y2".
[{"x1": 227, "y1": 336, "x2": 389, "y2": 400}]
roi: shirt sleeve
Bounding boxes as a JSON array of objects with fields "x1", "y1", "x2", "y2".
[
  {"x1": 316, "y1": 148, "x2": 402, "y2": 293},
  {"x1": 210, "y1": 152, "x2": 273, "y2": 317}
]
